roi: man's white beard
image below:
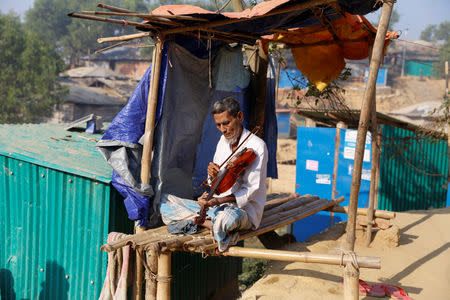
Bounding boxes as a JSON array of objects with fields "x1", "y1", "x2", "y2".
[{"x1": 225, "y1": 133, "x2": 239, "y2": 146}]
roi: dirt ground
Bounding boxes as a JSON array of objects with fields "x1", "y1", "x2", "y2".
[
  {"x1": 241, "y1": 138, "x2": 450, "y2": 300},
  {"x1": 341, "y1": 77, "x2": 446, "y2": 114},
  {"x1": 240, "y1": 207, "x2": 450, "y2": 300}
]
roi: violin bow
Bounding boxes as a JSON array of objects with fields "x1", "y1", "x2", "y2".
[{"x1": 200, "y1": 125, "x2": 261, "y2": 187}]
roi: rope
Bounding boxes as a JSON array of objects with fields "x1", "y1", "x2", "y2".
[
  {"x1": 338, "y1": 249, "x2": 360, "y2": 270},
  {"x1": 156, "y1": 275, "x2": 173, "y2": 283}
]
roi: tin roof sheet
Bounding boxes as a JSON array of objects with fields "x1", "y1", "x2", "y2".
[{"x1": 0, "y1": 124, "x2": 112, "y2": 183}]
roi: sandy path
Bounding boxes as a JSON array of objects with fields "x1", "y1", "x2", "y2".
[{"x1": 240, "y1": 207, "x2": 450, "y2": 299}]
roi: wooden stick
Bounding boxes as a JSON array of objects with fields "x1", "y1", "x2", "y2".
[
  {"x1": 95, "y1": 41, "x2": 128, "y2": 53},
  {"x1": 67, "y1": 13, "x2": 159, "y2": 31},
  {"x1": 344, "y1": 1, "x2": 394, "y2": 299},
  {"x1": 98, "y1": 32, "x2": 152, "y2": 43},
  {"x1": 225, "y1": 247, "x2": 380, "y2": 269},
  {"x1": 326, "y1": 205, "x2": 395, "y2": 220},
  {"x1": 98, "y1": 3, "x2": 137, "y2": 13},
  {"x1": 82, "y1": 10, "x2": 184, "y2": 26},
  {"x1": 156, "y1": 252, "x2": 171, "y2": 300}
]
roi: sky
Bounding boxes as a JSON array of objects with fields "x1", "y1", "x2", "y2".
[{"x1": 0, "y1": 0, "x2": 449, "y2": 40}]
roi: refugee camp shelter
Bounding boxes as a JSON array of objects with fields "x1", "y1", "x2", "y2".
[{"x1": 0, "y1": 124, "x2": 241, "y2": 299}]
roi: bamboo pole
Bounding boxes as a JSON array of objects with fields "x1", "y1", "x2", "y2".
[
  {"x1": 344, "y1": 1, "x2": 394, "y2": 299},
  {"x1": 373, "y1": 127, "x2": 382, "y2": 211},
  {"x1": 331, "y1": 122, "x2": 346, "y2": 226},
  {"x1": 225, "y1": 247, "x2": 380, "y2": 269},
  {"x1": 327, "y1": 206, "x2": 395, "y2": 220},
  {"x1": 98, "y1": 32, "x2": 152, "y2": 43},
  {"x1": 366, "y1": 91, "x2": 379, "y2": 246},
  {"x1": 82, "y1": 10, "x2": 183, "y2": 26},
  {"x1": 156, "y1": 252, "x2": 172, "y2": 300},
  {"x1": 134, "y1": 36, "x2": 164, "y2": 300},
  {"x1": 141, "y1": 37, "x2": 163, "y2": 184},
  {"x1": 134, "y1": 231, "x2": 145, "y2": 300},
  {"x1": 145, "y1": 248, "x2": 158, "y2": 300},
  {"x1": 67, "y1": 13, "x2": 159, "y2": 31}
]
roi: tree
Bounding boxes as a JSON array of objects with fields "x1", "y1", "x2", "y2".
[
  {"x1": 25, "y1": 0, "x2": 150, "y2": 65},
  {"x1": 0, "y1": 13, "x2": 65, "y2": 123},
  {"x1": 419, "y1": 21, "x2": 450, "y2": 77},
  {"x1": 420, "y1": 24, "x2": 436, "y2": 42}
]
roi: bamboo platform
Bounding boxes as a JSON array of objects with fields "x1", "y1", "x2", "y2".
[
  {"x1": 100, "y1": 193, "x2": 396, "y2": 299},
  {"x1": 101, "y1": 193, "x2": 344, "y2": 254}
]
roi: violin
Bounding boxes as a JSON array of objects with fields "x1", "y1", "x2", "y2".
[{"x1": 194, "y1": 147, "x2": 257, "y2": 225}]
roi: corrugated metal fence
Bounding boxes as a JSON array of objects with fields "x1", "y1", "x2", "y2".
[
  {"x1": 378, "y1": 125, "x2": 448, "y2": 211},
  {"x1": 0, "y1": 155, "x2": 129, "y2": 299}
]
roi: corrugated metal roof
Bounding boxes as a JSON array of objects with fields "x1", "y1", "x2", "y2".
[{"x1": 0, "y1": 124, "x2": 112, "y2": 183}]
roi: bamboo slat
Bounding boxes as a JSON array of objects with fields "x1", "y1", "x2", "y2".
[
  {"x1": 264, "y1": 193, "x2": 300, "y2": 210},
  {"x1": 262, "y1": 195, "x2": 319, "y2": 219},
  {"x1": 261, "y1": 198, "x2": 328, "y2": 225}
]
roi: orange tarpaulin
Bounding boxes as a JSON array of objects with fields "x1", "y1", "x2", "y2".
[{"x1": 272, "y1": 14, "x2": 398, "y2": 91}]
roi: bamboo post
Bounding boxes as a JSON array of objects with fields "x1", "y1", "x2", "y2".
[
  {"x1": 156, "y1": 252, "x2": 172, "y2": 300},
  {"x1": 134, "y1": 36, "x2": 164, "y2": 300},
  {"x1": 366, "y1": 89, "x2": 379, "y2": 246},
  {"x1": 331, "y1": 121, "x2": 346, "y2": 226},
  {"x1": 344, "y1": 1, "x2": 394, "y2": 299},
  {"x1": 373, "y1": 128, "x2": 382, "y2": 211},
  {"x1": 145, "y1": 247, "x2": 158, "y2": 300}
]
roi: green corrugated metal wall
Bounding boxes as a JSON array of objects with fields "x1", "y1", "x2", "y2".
[
  {"x1": 378, "y1": 125, "x2": 448, "y2": 211},
  {"x1": 404, "y1": 60, "x2": 435, "y2": 77},
  {"x1": 0, "y1": 155, "x2": 123, "y2": 299}
]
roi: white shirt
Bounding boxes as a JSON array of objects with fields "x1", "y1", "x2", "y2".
[{"x1": 213, "y1": 127, "x2": 268, "y2": 229}]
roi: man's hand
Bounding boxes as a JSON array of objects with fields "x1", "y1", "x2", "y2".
[
  {"x1": 207, "y1": 162, "x2": 220, "y2": 179},
  {"x1": 197, "y1": 191, "x2": 219, "y2": 207}
]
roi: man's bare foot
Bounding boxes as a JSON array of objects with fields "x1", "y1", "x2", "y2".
[{"x1": 202, "y1": 220, "x2": 213, "y2": 230}]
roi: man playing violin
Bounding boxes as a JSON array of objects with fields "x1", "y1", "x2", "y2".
[{"x1": 160, "y1": 97, "x2": 268, "y2": 251}]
